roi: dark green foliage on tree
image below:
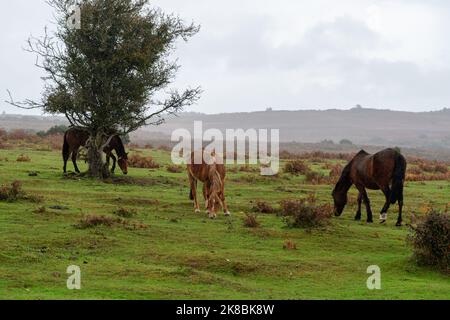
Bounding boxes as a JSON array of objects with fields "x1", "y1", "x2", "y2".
[{"x1": 9, "y1": 0, "x2": 200, "y2": 178}]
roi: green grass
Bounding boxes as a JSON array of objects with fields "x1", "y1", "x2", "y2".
[{"x1": 0, "y1": 147, "x2": 449, "y2": 300}]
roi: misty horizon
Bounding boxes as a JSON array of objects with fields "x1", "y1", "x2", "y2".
[{"x1": 2, "y1": 0, "x2": 450, "y2": 115}]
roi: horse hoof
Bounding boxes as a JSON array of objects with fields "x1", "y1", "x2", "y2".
[
  {"x1": 380, "y1": 220, "x2": 387, "y2": 224},
  {"x1": 195, "y1": 209, "x2": 201, "y2": 214},
  {"x1": 367, "y1": 220, "x2": 374, "y2": 224},
  {"x1": 224, "y1": 211, "x2": 231, "y2": 217},
  {"x1": 396, "y1": 222, "x2": 403, "y2": 227},
  {"x1": 354, "y1": 216, "x2": 361, "y2": 221}
]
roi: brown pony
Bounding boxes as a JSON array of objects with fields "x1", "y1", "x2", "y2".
[
  {"x1": 332, "y1": 148, "x2": 407, "y2": 226},
  {"x1": 63, "y1": 128, "x2": 129, "y2": 175},
  {"x1": 187, "y1": 150, "x2": 231, "y2": 219}
]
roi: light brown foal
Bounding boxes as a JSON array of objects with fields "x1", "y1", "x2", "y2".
[{"x1": 187, "y1": 151, "x2": 231, "y2": 219}]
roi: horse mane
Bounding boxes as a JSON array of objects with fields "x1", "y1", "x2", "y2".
[
  {"x1": 113, "y1": 135, "x2": 127, "y2": 158},
  {"x1": 334, "y1": 160, "x2": 353, "y2": 193},
  {"x1": 356, "y1": 149, "x2": 369, "y2": 156},
  {"x1": 208, "y1": 163, "x2": 223, "y2": 201}
]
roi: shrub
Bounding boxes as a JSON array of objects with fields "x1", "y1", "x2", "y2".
[
  {"x1": 305, "y1": 170, "x2": 327, "y2": 184},
  {"x1": 0, "y1": 181, "x2": 24, "y2": 201},
  {"x1": 408, "y1": 210, "x2": 449, "y2": 271},
  {"x1": 434, "y1": 164, "x2": 449, "y2": 174},
  {"x1": 8, "y1": 129, "x2": 31, "y2": 140},
  {"x1": 328, "y1": 164, "x2": 343, "y2": 178},
  {"x1": 16, "y1": 154, "x2": 31, "y2": 162},
  {"x1": 158, "y1": 145, "x2": 172, "y2": 152},
  {"x1": 280, "y1": 199, "x2": 332, "y2": 229},
  {"x1": 243, "y1": 213, "x2": 260, "y2": 228},
  {"x1": 113, "y1": 207, "x2": 137, "y2": 218},
  {"x1": 167, "y1": 164, "x2": 183, "y2": 173},
  {"x1": 279, "y1": 200, "x2": 304, "y2": 216},
  {"x1": 252, "y1": 201, "x2": 275, "y2": 214},
  {"x1": 42, "y1": 134, "x2": 64, "y2": 150},
  {"x1": 407, "y1": 166, "x2": 423, "y2": 175},
  {"x1": 284, "y1": 160, "x2": 309, "y2": 175},
  {"x1": 128, "y1": 154, "x2": 160, "y2": 169},
  {"x1": 418, "y1": 162, "x2": 435, "y2": 173}
]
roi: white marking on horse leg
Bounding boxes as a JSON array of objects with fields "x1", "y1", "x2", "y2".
[{"x1": 224, "y1": 211, "x2": 231, "y2": 217}]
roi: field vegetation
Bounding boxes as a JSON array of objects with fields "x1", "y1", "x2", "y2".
[{"x1": 0, "y1": 132, "x2": 449, "y2": 299}]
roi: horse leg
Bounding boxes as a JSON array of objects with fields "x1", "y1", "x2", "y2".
[
  {"x1": 72, "y1": 148, "x2": 81, "y2": 174},
  {"x1": 358, "y1": 187, "x2": 373, "y2": 223},
  {"x1": 109, "y1": 153, "x2": 117, "y2": 174},
  {"x1": 380, "y1": 187, "x2": 391, "y2": 223},
  {"x1": 189, "y1": 175, "x2": 200, "y2": 213},
  {"x1": 63, "y1": 148, "x2": 70, "y2": 174},
  {"x1": 220, "y1": 183, "x2": 230, "y2": 216},
  {"x1": 203, "y1": 183, "x2": 209, "y2": 211},
  {"x1": 396, "y1": 199, "x2": 404, "y2": 227},
  {"x1": 355, "y1": 192, "x2": 362, "y2": 221}
]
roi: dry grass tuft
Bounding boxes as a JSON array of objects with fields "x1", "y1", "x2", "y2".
[
  {"x1": 128, "y1": 154, "x2": 160, "y2": 169},
  {"x1": 167, "y1": 164, "x2": 183, "y2": 173},
  {"x1": 0, "y1": 181, "x2": 24, "y2": 202},
  {"x1": 243, "y1": 213, "x2": 260, "y2": 228},
  {"x1": 252, "y1": 201, "x2": 276, "y2": 214},
  {"x1": 113, "y1": 207, "x2": 137, "y2": 218},
  {"x1": 76, "y1": 215, "x2": 118, "y2": 229},
  {"x1": 16, "y1": 154, "x2": 31, "y2": 162},
  {"x1": 284, "y1": 160, "x2": 310, "y2": 175},
  {"x1": 280, "y1": 197, "x2": 333, "y2": 229},
  {"x1": 283, "y1": 240, "x2": 298, "y2": 250}
]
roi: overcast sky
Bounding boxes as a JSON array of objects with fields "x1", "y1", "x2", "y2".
[{"x1": 1, "y1": 0, "x2": 450, "y2": 115}]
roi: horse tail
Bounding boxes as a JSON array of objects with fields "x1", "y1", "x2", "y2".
[
  {"x1": 188, "y1": 166, "x2": 196, "y2": 200},
  {"x1": 390, "y1": 152, "x2": 407, "y2": 204}
]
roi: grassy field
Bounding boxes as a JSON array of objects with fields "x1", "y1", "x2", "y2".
[{"x1": 0, "y1": 146, "x2": 449, "y2": 300}]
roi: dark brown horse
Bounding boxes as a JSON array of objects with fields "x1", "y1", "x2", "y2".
[
  {"x1": 187, "y1": 150, "x2": 230, "y2": 219},
  {"x1": 63, "y1": 128, "x2": 128, "y2": 175},
  {"x1": 332, "y1": 148, "x2": 407, "y2": 226}
]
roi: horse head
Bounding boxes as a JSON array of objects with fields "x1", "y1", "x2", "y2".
[
  {"x1": 332, "y1": 187, "x2": 347, "y2": 216},
  {"x1": 118, "y1": 152, "x2": 129, "y2": 175}
]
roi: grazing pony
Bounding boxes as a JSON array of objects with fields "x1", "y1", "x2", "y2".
[
  {"x1": 187, "y1": 150, "x2": 231, "y2": 219},
  {"x1": 332, "y1": 148, "x2": 407, "y2": 226},
  {"x1": 63, "y1": 128, "x2": 128, "y2": 175}
]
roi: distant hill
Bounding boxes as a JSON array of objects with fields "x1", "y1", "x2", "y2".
[
  {"x1": 2, "y1": 108, "x2": 450, "y2": 150},
  {"x1": 137, "y1": 108, "x2": 450, "y2": 150}
]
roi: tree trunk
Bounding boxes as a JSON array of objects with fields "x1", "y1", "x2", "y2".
[{"x1": 86, "y1": 132, "x2": 110, "y2": 179}]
